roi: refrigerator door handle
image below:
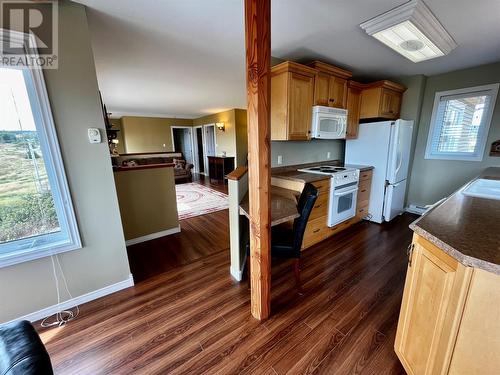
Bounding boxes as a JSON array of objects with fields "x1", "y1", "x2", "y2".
[{"x1": 394, "y1": 138, "x2": 403, "y2": 177}]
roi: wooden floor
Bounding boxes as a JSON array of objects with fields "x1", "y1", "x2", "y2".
[
  {"x1": 37, "y1": 213, "x2": 415, "y2": 374},
  {"x1": 127, "y1": 174, "x2": 229, "y2": 282}
]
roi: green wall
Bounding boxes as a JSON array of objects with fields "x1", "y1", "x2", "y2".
[
  {"x1": 121, "y1": 116, "x2": 194, "y2": 153},
  {"x1": 406, "y1": 62, "x2": 500, "y2": 206},
  {"x1": 0, "y1": 1, "x2": 132, "y2": 322}
]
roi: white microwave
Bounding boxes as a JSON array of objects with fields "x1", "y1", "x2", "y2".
[{"x1": 311, "y1": 106, "x2": 347, "y2": 139}]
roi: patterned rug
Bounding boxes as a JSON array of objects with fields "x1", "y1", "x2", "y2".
[{"x1": 176, "y1": 183, "x2": 229, "y2": 220}]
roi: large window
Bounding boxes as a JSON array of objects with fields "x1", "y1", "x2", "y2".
[
  {"x1": 0, "y1": 36, "x2": 80, "y2": 267},
  {"x1": 425, "y1": 84, "x2": 499, "y2": 161}
]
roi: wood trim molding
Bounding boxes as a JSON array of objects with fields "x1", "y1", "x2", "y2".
[
  {"x1": 226, "y1": 166, "x2": 248, "y2": 181},
  {"x1": 119, "y1": 152, "x2": 183, "y2": 156},
  {"x1": 308, "y1": 60, "x2": 353, "y2": 79},
  {"x1": 271, "y1": 61, "x2": 317, "y2": 77},
  {"x1": 113, "y1": 163, "x2": 175, "y2": 172},
  {"x1": 348, "y1": 80, "x2": 365, "y2": 89},
  {"x1": 245, "y1": 0, "x2": 272, "y2": 321},
  {"x1": 361, "y1": 80, "x2": 406, "y2": 93}
]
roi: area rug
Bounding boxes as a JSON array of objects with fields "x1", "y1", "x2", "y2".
[{"x1": 176, "y1": 183, "x2": 229, "y2": 220}]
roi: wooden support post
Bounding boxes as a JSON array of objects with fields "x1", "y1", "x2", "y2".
[{"x1": 245, "y1": 0, "x2": 271, "y2": 320}]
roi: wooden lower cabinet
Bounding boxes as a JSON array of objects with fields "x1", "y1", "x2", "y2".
[
  {"x1": 302, "y1": 170, "x2": 372, "y2": 250},
  {"x1": 395, "y1": 234, "x2": 500, "y2": 374}
]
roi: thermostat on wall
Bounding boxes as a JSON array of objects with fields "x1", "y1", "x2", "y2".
[{"x1": 88, "y1": 128, "x2": 101, "y2": 144}]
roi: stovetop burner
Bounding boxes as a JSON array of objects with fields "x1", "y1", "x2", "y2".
[{"x1": 297, "y1": 165, "x2": 357, "y2": 176}]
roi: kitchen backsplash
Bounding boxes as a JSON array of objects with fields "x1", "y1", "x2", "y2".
[{"x1": 271, "y1": 139, "x2": 344, "y2": 167}]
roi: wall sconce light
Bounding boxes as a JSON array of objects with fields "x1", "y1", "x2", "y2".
[{"x1": 216, "y1": 122, "x2": 225, "y2": 132}]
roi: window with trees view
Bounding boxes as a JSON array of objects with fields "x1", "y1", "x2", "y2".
[{"x1": 0, "y1": 66, "x2": 80, "y2": 267}]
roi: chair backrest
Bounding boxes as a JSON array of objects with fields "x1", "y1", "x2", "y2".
[{"x1": 292, "y1": 183, "x2": 319, "y2": 252}]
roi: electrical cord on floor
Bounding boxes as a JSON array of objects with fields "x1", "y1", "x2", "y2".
[{"x1": 41, "y1": 255, "x2": 79, "y2": 328}]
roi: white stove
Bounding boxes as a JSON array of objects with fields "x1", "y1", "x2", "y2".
[{"x1": 297, "y1": 165, "x2": 360, "y2": 227}]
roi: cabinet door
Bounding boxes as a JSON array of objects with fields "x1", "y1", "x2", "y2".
[
  {"x1": 395, "y1": 237, "x2": 471, "y2": 375},
  {"x1": 328, "y1": 76, "x2": 347, "y2": 108},
  {"x1": 380, "y1": 89, "x2": 400, "y2": 119},
  {"x1": 346, "y1": 87, "x2": 361, "y2": 139},
  {"x1": 288, "y1": 72, "x2": 314, "y2": 140},
  {"x1": 314, "y1": 72, "x2": 330, "y2": 106}
]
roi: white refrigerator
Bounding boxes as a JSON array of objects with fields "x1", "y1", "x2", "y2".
[{"x1": 345, "y1": 120, "x2": 414, "y2": 223}]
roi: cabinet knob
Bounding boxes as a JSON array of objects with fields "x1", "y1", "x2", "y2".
[{"x1": 329, "y1": 99, "x2": 335, "y2": 103}]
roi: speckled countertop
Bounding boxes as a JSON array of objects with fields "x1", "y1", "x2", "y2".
[
  {"x1": 271, "y1": 160, "x2": 374, "y2": 183},
  {"x1": 410, "y1": 167, "x2": 500, "y2": 275}
]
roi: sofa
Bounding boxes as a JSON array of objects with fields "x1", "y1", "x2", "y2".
[
  {"x1": 0, "y1": 320, "x2": 53, "y2": 374},
  {"x1": 116, "y1": 152, "x2": 194, "y2": 182}
]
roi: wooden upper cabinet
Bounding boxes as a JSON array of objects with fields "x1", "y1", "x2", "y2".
[
  {"x1": 328, "y1": 76, "x2": 348, "y2": 108},
  {"x1": 346, "y1": 81, "x2": 363, "y2": 139},
  {"x1": 314, "y1": 72, "x2": 330, "y2": 106},
  {"x1": 271, "y1": 61, "x2": 316, "y2": 141},
  {"x1": 308, "y1": 61, "x2": 352, "y2": 109},
  {"x1": 360, "y1": 80, "x2": 406, "y2": 120}
]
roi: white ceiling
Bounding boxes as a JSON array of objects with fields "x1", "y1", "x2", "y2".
[{"x1": 77, "y1": 0, "x2": 500, "y2": 118}]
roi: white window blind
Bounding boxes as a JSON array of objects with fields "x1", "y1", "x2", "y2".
[{"x1": 425, "y1": 84, "x2": 499, "y2": 161}]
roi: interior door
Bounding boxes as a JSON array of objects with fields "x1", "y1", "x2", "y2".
[
  {"x1": 383, "y1": 181, "x2": 406, "y2": 221},
  {"x1": 182, "y1": 129, "x2": 194, "y2": 165},
  {"x1": 387, "y1": 120, "x2": 414, "y2": 184},
  {"x1": 203, "y1": 125, "x2": 216, "y2": 173}
]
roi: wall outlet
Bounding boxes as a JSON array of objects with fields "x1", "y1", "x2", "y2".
[
  {"x1": 327, "y1": 151, "x2": 331, "y2": 159},
  {"x1": 277, "y1": 155, "x2": 283, "y2": 165}
]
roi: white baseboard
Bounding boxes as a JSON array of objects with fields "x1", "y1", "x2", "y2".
[
  {"x1": 406, "y1": 204, "x2": 427, "y2": 215},
  {"x1": 4, "y1": 274, "x2": 134, "y2": 325},
  {"x1": 126, "y1": 226, "x2": 181, "y2": 246},
  {"x1": 230, "y1": 266, "x2": 243, "y2": 281}
]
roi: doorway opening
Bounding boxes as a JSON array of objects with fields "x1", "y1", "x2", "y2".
[
  {"x1": 171, "y1": 126, "x2": 194, "y2": 166},
  {"x1": 193, "y1": 126, "x2": 205, "y2": 174}
]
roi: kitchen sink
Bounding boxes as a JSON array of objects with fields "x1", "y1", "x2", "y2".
[{"x1": 462, "y1": 179, "x2": 500, "y2": 200}]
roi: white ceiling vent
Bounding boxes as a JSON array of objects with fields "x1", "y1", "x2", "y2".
[{"x1": 360, "y1": 0, "x2": 457, "y2": 63}]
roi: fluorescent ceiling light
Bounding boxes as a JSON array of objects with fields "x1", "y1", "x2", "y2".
[{"x1": 360, "y1": 0, "x2": 457, "y2": 63}]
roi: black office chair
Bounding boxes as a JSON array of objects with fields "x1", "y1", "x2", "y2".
[{"x1": 246, "y1": 183, "x2": 318, "y2": 289}]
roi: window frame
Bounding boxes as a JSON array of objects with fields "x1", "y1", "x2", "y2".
[
  {"x1": 0, "y1": 29, "x2": 81, "y2": 268},
  {"x1": 424, "y1": 83, "x2": 499, "y2": 161}
]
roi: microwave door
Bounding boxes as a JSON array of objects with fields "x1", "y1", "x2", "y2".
[{"x1": 317, "y1": 116, "x2": 346, "y2": 139}]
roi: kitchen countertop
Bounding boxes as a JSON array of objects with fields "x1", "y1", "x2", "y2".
[
  {"x1": 239, "y1": 186, "x2": 300, "y2": 226},
  {"x1": 410, "y1": 167, "x2": 500, "y2": 275},
  {"x1": 271, "y1": 160, "x2": 374, "y2": 184}
]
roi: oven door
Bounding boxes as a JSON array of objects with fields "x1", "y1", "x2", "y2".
[
  {"x1": 328, "y1": 183, "x2": 358, "y2": 227},
  {"x1": 313, "y1": 114, "x2": 347, "y2": 139}
]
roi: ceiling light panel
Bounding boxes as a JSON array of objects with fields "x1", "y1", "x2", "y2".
[
  {"x1": 360, "y1": 0, "x2": 457, "y2": 63},
  {"x1": 372, "y1": 20, "x2": 444, "y2": 62}
]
